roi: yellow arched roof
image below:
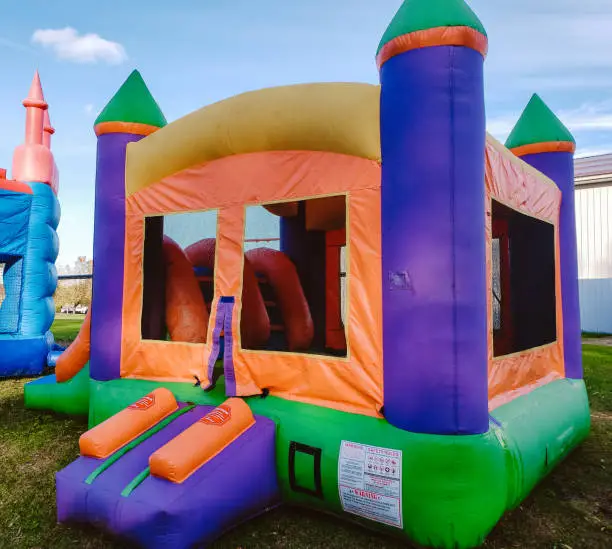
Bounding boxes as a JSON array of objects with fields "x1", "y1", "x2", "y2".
[
  {"x1": 126, "y1": 82, "x2": 382, "y2": 196},
  {"x1": 124, "y1": 81, "x2": 555, "y2": 197}
]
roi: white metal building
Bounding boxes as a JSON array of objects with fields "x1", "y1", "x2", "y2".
[{"x1": 574, "y1": 154, "x2": 612, "y2": 333}]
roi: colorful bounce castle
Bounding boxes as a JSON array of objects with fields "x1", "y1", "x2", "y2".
[
  {"x1": 0, "y1": 72, "x2": 61, "y2": 377},
  {"x1": 19, "y1": 1, "x2": 591, "y2": 548}
]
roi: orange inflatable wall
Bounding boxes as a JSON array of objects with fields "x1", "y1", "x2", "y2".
[
  {"x1": 485, "y1": 139, "x2": 564, "y2": 409},
  {"x1": 122, "y1": 151, "x2": 383, "y2": 417}
]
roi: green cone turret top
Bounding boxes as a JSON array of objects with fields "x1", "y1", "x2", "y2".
[
  {"x1": 377, "y1": 0, "x2": 487, "y2": 55},
  {"x1": 95, "y1": 70, "x2": 167, "y2": 128},
  {"x1": 505, "y1": 94, "x2": 575, "y2": 150}
]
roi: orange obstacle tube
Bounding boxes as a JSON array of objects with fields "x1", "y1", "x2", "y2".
[
  {"x1": 149, "y1": 398, "x2": 255, "y2": 483},
  {"x1": 55, "y1": 309, "x2": 91, "y2": 383},
  {"x1": 246, "y1": 248, "x2": 313, "y2": 351},
  {"x1": 163, "y1": 236, "x2": 209, "y2": 343},
  {"x1": 80, "y1": 388, "x2": 178, "y2": 459}
]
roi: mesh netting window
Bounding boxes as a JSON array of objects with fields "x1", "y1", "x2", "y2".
[
  {"x1": 492, "y1": 238, "x2": 501, "y2": 331},
  {"x1": 243, "y1": 197, "x2": 347, "y2": 357},
  {"x1": 141, "y1": 211, "x2": 218, "y2": 342},
  {"x1": 0, "y1": 255, "x2": 23, "y2": 334},
  {"x1": 244, "y1": 206, "x2": 280, "y2": 252},
  {"x1": 491, "y1": 200, "x2": 556, "y2": 357},
  {"x1": 0, "y1": 263, "x2": 4, "y2": 307},
  {"x1": 340, "y1": 245, "x2": 347, "y2": 325}
]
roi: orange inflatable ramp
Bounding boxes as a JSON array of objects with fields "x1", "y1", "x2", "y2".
[
  {"x1": 80, "y1": 388, "x2": 178, "y2": 459},
  {"x1": 55, "y1": 309, "x2": 91, "y2": 383},
  {"x1": 149, "y1": 398, "x2": 255, "y2": 483}
]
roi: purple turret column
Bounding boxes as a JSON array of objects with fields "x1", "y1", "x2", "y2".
[
  {"x1": 378, "y1": 0, "x2": 490, "y2": 434},
  {"x1": 90, "y1": 70, "x2": 167, "y2": 381},
  {"x1": 506, "y1": 94, "x2": 582, "y2": 379}
]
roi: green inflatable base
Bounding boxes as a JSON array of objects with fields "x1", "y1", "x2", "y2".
[
  {"x1": 82, "y1": 376, "x2": 590, "y2": 549},
  {"x1": 22, "y1": 368, "x2": 590, "y2": 548},
  {"x1": 24, "y1": 365, "x2": 90, "y2": 416}
]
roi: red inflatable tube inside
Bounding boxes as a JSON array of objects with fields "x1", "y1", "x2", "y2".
[
  {"x1": 246, "y1": 248, "x2": 314, "y2": 351},
  {"x1": 185, "y1": 239, "x2": 270, "y2": 349},
  {"x1": 163, "y1": 236, "x2": 209, "y2": 343},
  {"x1": 325, "y1": 229, "x2": 347, "y2": 352}
]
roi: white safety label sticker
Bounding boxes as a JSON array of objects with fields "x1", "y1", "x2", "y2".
[{"x1": 338, "y1": 441, "x2": 402, "y2": 528}]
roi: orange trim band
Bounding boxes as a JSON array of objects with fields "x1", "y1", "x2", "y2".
[
  {"x1": 94, "y1": 121, "x2": 160, "y2": 137},
  {"x1": 23, "y1": 98, "x2": 48, "y2": 109},
  {"x1": 0, "y1": 179, "x2": 33, "y2": 195},
  {"x1": 510, "y1": 141, "x2": 576, "y2": 157},
  {"x1": 377, "y1": 26, "x2": 488, "y2": 68}
]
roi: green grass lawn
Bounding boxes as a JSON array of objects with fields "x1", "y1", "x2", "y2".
[
  {"x1": 51, "y1": 314, "x2": 86, "y2": 346},
  {"x1": 0, "y1": 321, "x2": 610, "y2": 548}
]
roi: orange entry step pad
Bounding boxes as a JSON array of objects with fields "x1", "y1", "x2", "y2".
[
  {"x1": 149, "y1": 398, "x2": 255, "y2": 484},
  {"x1": 80, "y1": 388, "x2": 179, "y2": 459}
]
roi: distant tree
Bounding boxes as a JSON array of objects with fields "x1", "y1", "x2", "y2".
[{"x1": 53, "y1": 256, "x2": 93, "y2": 309}]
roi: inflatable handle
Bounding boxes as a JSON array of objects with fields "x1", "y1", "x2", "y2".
[
  {"x1": 149, "y1": 398, "x2": 255, "y2": 483},
  {"x1": 47, "y1": 350, "x2": 64, "y2": 368},
  {"x1": 79, "y1": 388, "x2": 178, "y2": 459}
]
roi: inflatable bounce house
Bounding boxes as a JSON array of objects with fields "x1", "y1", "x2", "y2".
[
  {"x1": 0, "y1": 72, "x2": 61, "y2": 377},
  {"x1": 23, "y1": 1, "x2": 590, "y2": 547}
]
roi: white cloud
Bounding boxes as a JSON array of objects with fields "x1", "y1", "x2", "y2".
[
  {"x1": 475, "y1": 0, "x2": 612, "y2": 154},
  {"x1": 575, "y1": 147, "x2": 612, "y2": 158},
  {"x1": 555, "y1": 102, "x2": 612, "y2": 132},
  {"x1": 0, "y1": 36, "x2": 36, "y2": 53},
  {"x1": 486, "y1": 116, "x2": 516, "y2": 140},
  {"x1": 472, "y1": 0, "x2": 612, "y2": 97},
  {"x1": 83, "y1": 104, "x2": 102, "y2": 118},
  {"x1": 488, "y1": 99, "x2": 612, "y2": 145},
  {"x1": 31, "y1": 27, "x2": 127, "y2": 64}
]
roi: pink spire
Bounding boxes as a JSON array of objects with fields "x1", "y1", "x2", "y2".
[
  {"x1": 24, "y1": 70, "x2": 47, "y2": 107},
  {"x1": 43, "y1": 110, "x2": 55, "y2": 149},
  {"x1": 12, "y1": 70, "x2": 57, "y2": 192},
  {"x1": 23, "y1": 70, "x2": 47, "y2": 146}
]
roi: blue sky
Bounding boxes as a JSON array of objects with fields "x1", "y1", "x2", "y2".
[{"x1": 1, "y1": 0, "x2": 611, "y2": 267}]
